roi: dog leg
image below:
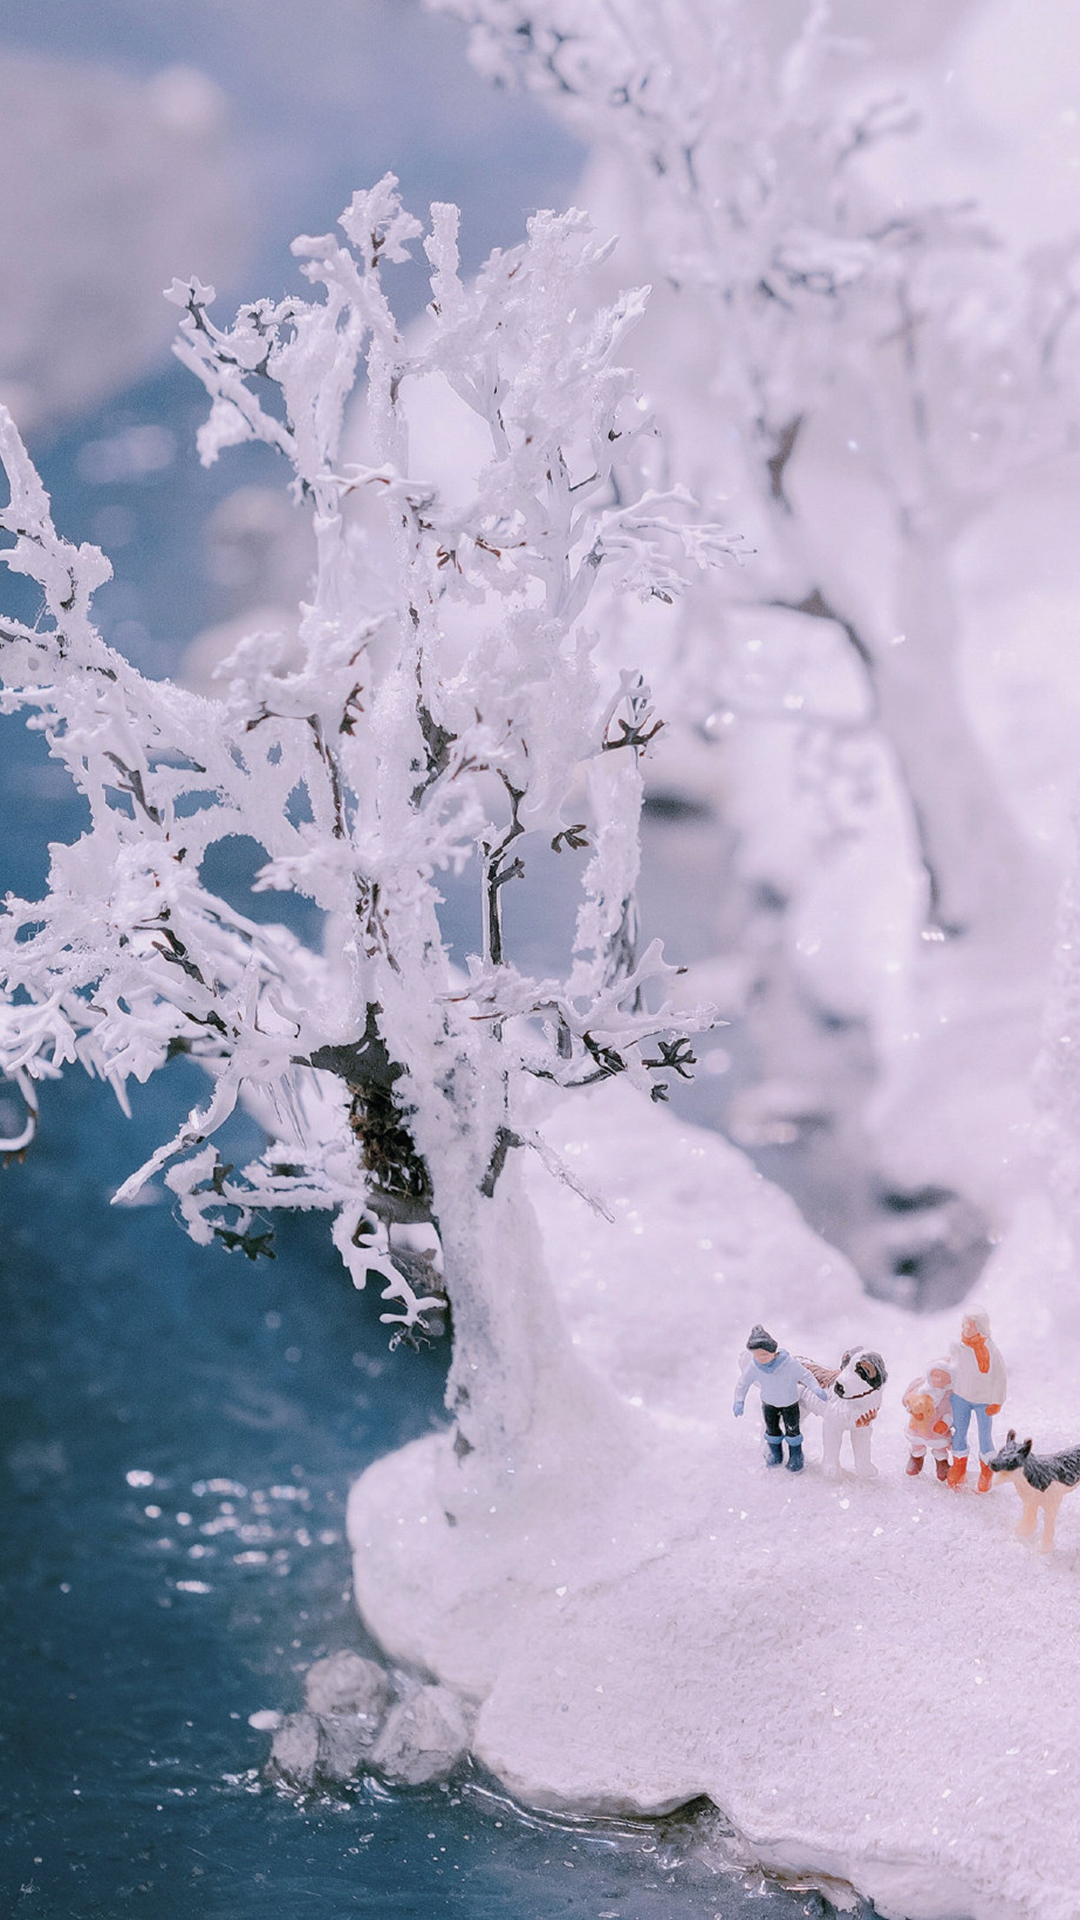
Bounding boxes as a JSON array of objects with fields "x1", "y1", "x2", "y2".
[
  {"x1": 821, "y1": 1419, "x2": 841, "y2": 1479},
  {"x1": 1015, "y1": 1494, "x2": 1039, "y2": 1541},
  {"x1": 850, "y1": 1421, "x2": 878, "y2": 1480},
  {"x1": 1040, "y1": 1486, "x2": 1065, "y2": 1553}
]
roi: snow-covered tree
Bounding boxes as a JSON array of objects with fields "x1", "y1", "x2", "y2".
[
  {"x1": 0, "y1": 177, "x2": 726, "y2": 1463},
  {"x1": 435, "y1": 0, "x2": 1080, "y2": 1235},
  {"x1": 432, "y1": 1, "x2": 1060, "y2": 910}
]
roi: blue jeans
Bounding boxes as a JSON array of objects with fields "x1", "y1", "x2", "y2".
[{"x1": 950, "y1": 1392, "x2": 994, "y2": 1461}]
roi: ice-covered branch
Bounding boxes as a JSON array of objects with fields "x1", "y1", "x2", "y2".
[{"x1": 2, "y1": 180, "x2": 728, "y2": 1355}]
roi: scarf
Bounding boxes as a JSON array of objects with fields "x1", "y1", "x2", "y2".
[{"x1": 963, "y1": 1329, "x2": 991, "y2": 1374}]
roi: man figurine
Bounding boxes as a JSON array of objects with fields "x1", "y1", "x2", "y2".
[
  {"x1": 733, "y1": 1325, "x2": 828, "y2": 1473},
  {"x1": 946, "y1": 1306, "x2": 1006, "y2": 1492}
]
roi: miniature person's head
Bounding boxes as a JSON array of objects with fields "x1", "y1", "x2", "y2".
[
  {"x1": 961, "y1": 1306, "x2": 990, "y2": 1345},
  {"x1": 928, "y1": 1364, "x2": 951, "y2": 1391},
  {"x1": 746, "y1": 1325, "x2": 778, "y2": 1365}
]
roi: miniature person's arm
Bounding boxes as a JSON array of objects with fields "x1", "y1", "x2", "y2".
[
  {"x1": 985, "y1": 1352, "x2": 1006, "y2": 1415},
  {"x1": 732, "y1": 1359, "x2": 756, "y2": 1417},
  {"x1": 794, "y1": 1359, "x2": 828, "y2": 1402}
]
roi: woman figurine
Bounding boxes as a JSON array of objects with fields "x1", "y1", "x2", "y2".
[{"x1": 946, "y1": 1307, "x2": 1006, "y2": 1492}]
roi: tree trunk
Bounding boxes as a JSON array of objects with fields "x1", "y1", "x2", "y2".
[
  {"x1": 430, "y1": 1140, "x2": 638, "y2": 1505},
  {"x1": 869, "y1": 525, "x2": 1053, "y2": 950}
]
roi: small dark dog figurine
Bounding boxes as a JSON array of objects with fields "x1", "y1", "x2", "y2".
[{"x1": 988, "y1": 1429, "x2": 1080, "y2": 1553}]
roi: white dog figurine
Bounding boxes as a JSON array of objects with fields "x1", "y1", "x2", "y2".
[{"x1": 798, "y1": 1347, "x2": 888, "y2": 1478}]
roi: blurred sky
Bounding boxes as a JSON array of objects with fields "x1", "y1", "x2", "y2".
[{"x1": 0, "y1": 0, "x2": 583, "y2": 436}]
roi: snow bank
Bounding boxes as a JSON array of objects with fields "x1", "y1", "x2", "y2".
[{"x1": 349, "y1": 1080, "x2": 1080, "y2": 1920}]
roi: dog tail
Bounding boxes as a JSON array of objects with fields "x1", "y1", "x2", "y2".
[
  {"x1": 796, "y1": 1356, "x2": 836, "y2": 1417},
  {"x1": 798, "y1": 1357, "x2": 838, "y2": 1392}
]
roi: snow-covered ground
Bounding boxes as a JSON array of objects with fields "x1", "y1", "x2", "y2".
[{"x1": 350, "y1": 1081, "x2": 1080, "y2": 1920}]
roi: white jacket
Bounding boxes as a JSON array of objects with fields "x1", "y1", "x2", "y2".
[
  {"x1": 949, "y1": 1336, "x2": 1006, "y2": 1407},
  {"x1": 734, "y1": 1349, "x2": 827, "y2": 1414}
]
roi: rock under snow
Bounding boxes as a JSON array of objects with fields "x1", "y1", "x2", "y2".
[
  {"x1": 316, "y1": 1712, "x2": 380, "y2": 1786},
  {"x1": 269, "y1": 1711, "x2": 320, "y2": 1790},
  {"x1": 349, "y1": 1077, "x2": 1080, "y2": 1920},
  {"x1": 372, "y1": 1686, "x2": 475, "y2": 1787},
  {"x1": 304, "y1": 1650, "x2": 391, "y2": 1720},
  {"x1": 267, "y1": 1653, "x2": 395, "y2": 1787},
  {"x1": 268, "y1": 1706, "x2": 385, "y2": 1790}
]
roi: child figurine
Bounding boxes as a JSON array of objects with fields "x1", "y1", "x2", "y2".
[
  {"x1": 733, "y1": 1325, "x2": 828, "y2": 1473},
  {"x1": 946, "y1": 1306, "x2": 1006, "y2": 1492},
  {"x1": 903, "y1": 1361, "x2": 953, "y2": 1480}
]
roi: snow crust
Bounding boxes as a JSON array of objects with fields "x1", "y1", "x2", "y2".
[{"x1": 349, "y1": 1081, "x2": 1080, "y2": 1920}]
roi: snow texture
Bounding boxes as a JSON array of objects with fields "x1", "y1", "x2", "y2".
[{"x1": 349, "y1": 1079, "x2": 1080, "y2": 1920}]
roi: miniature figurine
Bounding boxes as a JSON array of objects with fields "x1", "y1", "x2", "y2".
[
  {"x1": 946, "y1": 1306, "x2": 1006, "y2": 1492},
  {"x1": 903, "y1": 1361, "x2": 953, "y2": 1480},
  {"x1": 988, "y1": 1429, "x2": 1080, "y2": 1552},
  {"x1": 733, "y1": 1325, "x2": 828, "y2": 1472},
  {"x1": 798, "y1": 1346, "x2": 888, "y2": 1479}
]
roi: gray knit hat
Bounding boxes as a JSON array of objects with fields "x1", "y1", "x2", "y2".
[{"x1": 746, "y1": 1325, "x2": 778, "y2": 1353}]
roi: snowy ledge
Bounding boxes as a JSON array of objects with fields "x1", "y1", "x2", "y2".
[{"x1": 349, "y1": 1082, "x2": 1080, "y2": 1920}]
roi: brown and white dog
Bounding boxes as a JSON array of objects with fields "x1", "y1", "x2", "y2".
[
  {"x1": 989, "y1": 1429, "x2": 1080, "y2": 1553},
  {"x1": 798, "y1": 1348, "x2": 888, "y2": 1479}
]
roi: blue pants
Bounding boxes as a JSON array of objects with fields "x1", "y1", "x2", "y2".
[{"x1": 950, "y1": 1392, "x2": 994, "y2": 1461}]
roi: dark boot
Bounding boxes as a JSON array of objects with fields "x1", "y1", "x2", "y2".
[
  {"x1": 935, "y1": 1457, "x2": 950, "y2": 1482},
  {"x1": 785, "y1": 1437, "x2": 804, "y2": 1473},
  {"x1": 765, "y1": 1436, "x2": 784, "y2": 1468},
  {"x1": 906, "y1": 1453, "x2": 924, "y2": 1476}
]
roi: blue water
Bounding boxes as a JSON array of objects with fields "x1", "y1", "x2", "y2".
[{"x1": 0, "y1": 743, "x2": 845, "y2": 1920}]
